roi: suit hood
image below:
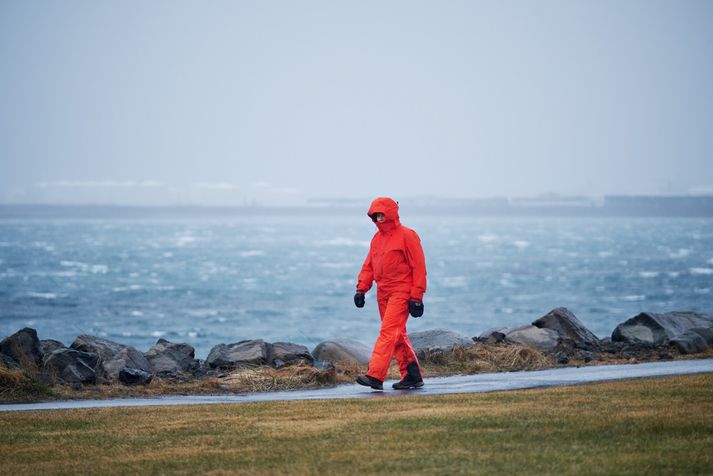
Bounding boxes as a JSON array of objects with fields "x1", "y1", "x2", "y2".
[{"x1": 368, "y1": 197, "x2": 401, "y2": 232}]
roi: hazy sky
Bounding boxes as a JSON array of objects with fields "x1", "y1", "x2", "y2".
[{"x1": 1, "y1": 1, "x2": 712, "y2": 205}]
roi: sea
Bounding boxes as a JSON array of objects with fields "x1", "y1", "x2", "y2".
[{"x1": 1, "y1": 214, "x2": 712, "y2": 359}]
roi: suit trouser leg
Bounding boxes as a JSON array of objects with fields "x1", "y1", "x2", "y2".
[{"x1": 368, "y1": 293, "x2": 416, "y2": 382}]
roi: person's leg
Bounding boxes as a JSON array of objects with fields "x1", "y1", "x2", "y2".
[
  {"x1": 366, "y1": 294, "x2": 409, "y2": 382},
  {"x1": 394, "y1": 332, "x2": 422, "y2": 381}
]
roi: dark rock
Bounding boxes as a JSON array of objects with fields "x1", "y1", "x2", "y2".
[
  {"x1": 0, "y1": 327, "x2": 43, "y2": 370},
  {"x1": 145, "y1": 338, "x2": 196, "y2": 374},
  {"x1": 409, "y1": 328, "x2": 474, "y2": 357},
  {"x1": 670, "y1": 330, "x2": 709, "y2": 354},
  {"x1": 206, "y1": 339, "x2": 269, "y2": 369},
  {"x1": 533, "y1": 307, "x2": 600, "y2": 348},
  {"x1": 584, "y1": 356, "x2": 594, "y2": 363},
  {"x1": 312, "y1": 339, "x2": 371, "y2": 365},
  {"x1": 119, "y1": 367, "x2": 153, "y2": 385},
  {"x1": 0, "y1": 352, "x2": 20, "y2": 369},
  {"x1": 40, "y1": 339, "x2": 66, "y2": 355},
  {"x1": 71, "y1": 335, "x2": 151, "y2": 380},
  {"x1": 504, "y1": 325, "x2": 559, "y2": 351},
  {"x1": 555, "y1": 352, "x2": 570, "y2": 364},
  {"x1": 658, "y1": 353, "x2": 673, "y2": 360},
  {"x1": 268, "y1": 342, "x2": 314, "y2": 368},
  {"x1": 188, "y1": 359, "x2": 209, "y2": 378},
  {"x1": 72, "y1": 382, "x2": 83, "y2": 391},
  {"x1": 612, "y1": 311, "x2": 713, "y2": 345},
  {"x1": 476, "y1": 328, "x2": 508, "y2": 344},
  {"x1": 688, "y1": 327, "x2": 713, "y2": 345},
  {"x1": 43, "y1": 348, "x2": 98, "y2": 385}
]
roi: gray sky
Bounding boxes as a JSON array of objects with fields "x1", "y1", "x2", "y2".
[{"x1": 1, "y1": 1, "x2": 712, "y2": 206}]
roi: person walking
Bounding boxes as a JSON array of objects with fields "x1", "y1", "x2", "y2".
[{"x1": 354, "y1": 197, "x2": 427, "y2": 390}]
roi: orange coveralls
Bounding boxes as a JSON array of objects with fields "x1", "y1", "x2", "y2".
[{"x1": 357, "y1": 197, "x2": 427, "y2": 382}]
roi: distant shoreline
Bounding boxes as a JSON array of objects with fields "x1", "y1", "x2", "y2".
[{"x1": 1, "y1": 195, "x2": 713, "y2": 219}]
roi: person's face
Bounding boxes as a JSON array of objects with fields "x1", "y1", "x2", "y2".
[{"x1": 374, "y1": 213, "x2": 386, "y2": 223}]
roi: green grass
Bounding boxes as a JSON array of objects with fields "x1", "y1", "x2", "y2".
[{"x1": 1, "y1": 374, "x2": 712, "y2": 475}]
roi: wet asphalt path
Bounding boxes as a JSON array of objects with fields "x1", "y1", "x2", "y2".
[{"x1": 2, "y1": 358, "x2": 712, "y2": 412}]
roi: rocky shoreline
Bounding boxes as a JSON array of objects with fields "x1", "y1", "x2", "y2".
[{"x1": 2, "y1": 308, "x2": 712, "y2": 403}]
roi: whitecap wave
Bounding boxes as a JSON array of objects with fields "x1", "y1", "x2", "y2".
[
  {"x1": 598, "y1": 251, "x2": 614, "y2": 258},
  {"x1": 175, "y1": 235, "x2": 198, "y2": 247},
  {"x1": 27, "y1": 292, "x2": 58, "y2": 299},
  {"x1": 622, "y1": 295, "x2": 646, "y2": 302},
  {"x1": 186, "y1": 309, "x2": 219, "y2": 317},
  {"x1": 442, "y1": 276, "x2": 468, "y2": 288},
  {"x1": 477, "y1": 234, "x2": 498, "y2": 243},
  {"x1": 638, "y1": 271, "x2": 659, "y2": 278},
  {"x1": 314, "y1": 238, "x2": 369, "y2": 247},
  {"x1": 513, "y1": 240, "x2": 530, "y2": 249},
  {"x1": 320, "y1": 262, "x2": 354, "y2": 269},
  {"x1": 669, "y1": 249, "x2": 691, "y2": 259},
  {"x1": 240, "y1": 250, "x2": 265, "y2": 257},
  {"x1": 60, "y1": 261, "x2": 108, "y2": 274},
  {"x1": 690, "y1": 267, "x2": 713, "y2": 275}
]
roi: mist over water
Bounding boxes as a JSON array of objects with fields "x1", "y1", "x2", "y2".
[{"x1": 1, "y1": 216, "x2": 712, "y2": 359}]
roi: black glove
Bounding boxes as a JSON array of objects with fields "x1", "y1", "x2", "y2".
[
  {"x1": 354, "y1": 291, "x2": 365, "y2": 308},
  {"x1": 408, "y1": 300, "x2": 424, "y2": 318}
]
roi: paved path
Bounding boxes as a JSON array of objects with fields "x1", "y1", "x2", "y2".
[{"x1": 3, "y1": 358, "x2": 713, "y2": 412}]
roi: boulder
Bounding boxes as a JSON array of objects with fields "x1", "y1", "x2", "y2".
[
  {"x1": 409, "y1": 328, "x2": 474, "y2": 357},
  {"x1": 476, "y1": 327, "x2": 508, "y2": 344},
  {"x1": 689, "y1": 327, "x2": 713, "y2": 345},
  {"x1": 311, "y1": 339, "x2": 371, "y2": 365},
  {"x1": 532, "y1": 307, "x2": 599, "y2": 347},
  {"x1": 612, "y1": 312, "x2": 713, "y2": 345},
  {"x1": 1, "y1": 352, "x2": 20, "y2": 369},
  {"x1": 670, "y1": 327, "x2": 713, "y2": 355},
  {"x1": 0, "y1": 327, "x2": 43, "y2": 370},
  {"x1": 670, "y1": 331, "x2": 708, "y2": 354},
  {"x1": 504, "y1": 325, "x2": 559, "y2": 351},
  {"x1": 40, "y1": 339, "x2": 66, "y2": 355},
  {"x1": 145, "y1": 338, "x2": 196, "y2": 374},
  {"x1": 206, "y1": 339, "x2": 269, "y2": 369},
  {"x1": 268, "y1": 342, "x2": 314, "y2": 368},
  {"x1": 71, "y1": 335, "x2": 151, "y2": 380},
  {"x1": 119, "y1": 367, "x2": 153, "y2": 385},
  {"x1": 43, "y1": 348, "x2": 97, "y2": 385}
]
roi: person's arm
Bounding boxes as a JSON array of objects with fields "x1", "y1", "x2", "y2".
[
  {"x1": 405, "y1": 230, "x2": 427, "y2": 301},
  {"x1": 356, "y1": 246, "x2": 374, "y2": 293}
]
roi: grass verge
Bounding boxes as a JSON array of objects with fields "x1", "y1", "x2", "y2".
[
  {"x1": 0, "y1": 367, "x2": 56, "y2": 403},
  {"x1": 1, "y1": 374, "x2": 711, "y2": 475},
  {"x1": 7, "y1": 343, "x2": 713, "y2": 403}
]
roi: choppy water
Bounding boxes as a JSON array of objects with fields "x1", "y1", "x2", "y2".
[{"x1": 1, "y1": 216, "x2": 712, "y2": 359}]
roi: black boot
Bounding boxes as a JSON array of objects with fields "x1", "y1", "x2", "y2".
[
  {"x1": 356, "y1": 374, "x2": 383, "y2": 390},
  {"x1": 392, "y1": 361, "x2": 424, "y2": 390}
]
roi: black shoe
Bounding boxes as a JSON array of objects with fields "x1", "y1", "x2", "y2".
[
  {"x1": 392, "y1": 378, "x2": 424, "y2": 390},
  {"x1": 356, "y1": 374, "x2": 383, "y2": 390}
]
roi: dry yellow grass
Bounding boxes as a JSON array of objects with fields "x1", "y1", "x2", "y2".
[{"x1": 0, "y1": 367, "x2": 55, "y2": 402}]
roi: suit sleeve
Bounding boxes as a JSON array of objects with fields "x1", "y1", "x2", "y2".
[
  {"x1": 404, "y1": 230, "x2": 427, "y2": 301},
  {"x1": 356, "y1": 243, "x2": 374, "y2": 293}
]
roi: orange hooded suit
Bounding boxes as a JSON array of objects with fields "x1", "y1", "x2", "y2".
[{"x1": 357, "y1": 197, "x2": 427, "y2": 382}]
